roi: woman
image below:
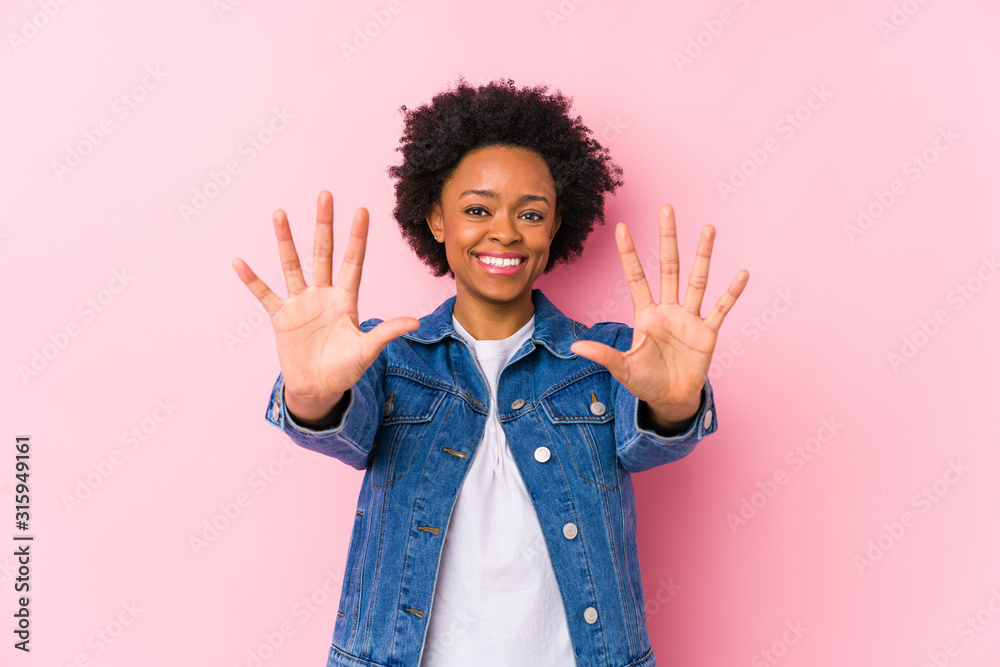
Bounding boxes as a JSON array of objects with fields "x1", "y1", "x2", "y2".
[{"x1": 233, "y1": 79, "x2": 748, "y2": 667}]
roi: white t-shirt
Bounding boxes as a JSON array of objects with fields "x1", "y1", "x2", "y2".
[{"x1": 419, "y1": 313, "x2": 575, "y2": 666}]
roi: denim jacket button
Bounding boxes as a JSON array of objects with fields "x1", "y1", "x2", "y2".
[
  {"x1": 703, "y1": 408, "x2": 713, "y2": 430},
  {"x1": 584, "y1": 606, "x2": 598, "y2": 624},
  {"x1": 511, "y1": 398, "x2": 526, "y2": 410},
  {"x1": 533, "y1": 446, "x2": 551, "y2": 463},
  {"x1": 562, "y1": 522, "x2": 578, "y2": 539},
  {"x1": 383, "y1": 399, "x2": 393, "y2": 417},
  {"x1": 589, "y1": 401, "x2": 606, "y2": 416}
]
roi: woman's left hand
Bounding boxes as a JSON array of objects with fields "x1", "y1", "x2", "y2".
[{"x1": 569, "y1": 204, "x2": 749, "y2": 425}]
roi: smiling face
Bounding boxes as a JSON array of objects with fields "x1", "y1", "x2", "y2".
[{"x1": 426, "y1": 145, "x2": 562, "y2": 327}]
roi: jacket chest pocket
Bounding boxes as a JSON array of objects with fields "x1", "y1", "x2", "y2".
[
  {"x1": 539, "y1": 368, "x2": 625, "y2": 491},
  {"x1": 370, "y1": 372, "x2": 448, "y2": 488}
]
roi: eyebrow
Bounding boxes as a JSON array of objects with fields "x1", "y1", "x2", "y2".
[{"x1": 458, "y1": 189, "x2": 550, "y2": 205}]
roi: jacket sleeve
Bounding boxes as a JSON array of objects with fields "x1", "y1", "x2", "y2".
[
  {"x1": 262, "y1": 318, "x2": 386, "y2": 470},
  {"x1": 610, "y1": 326, "x2": 718, "y2": 473}
]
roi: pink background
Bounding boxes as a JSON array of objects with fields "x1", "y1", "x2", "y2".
[{"x1": 4, "y1": 0, "x2": 1000, "y2": 665}]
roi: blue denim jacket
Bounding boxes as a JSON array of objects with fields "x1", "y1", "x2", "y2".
[{"x1": 264, "y1": 288, "x2": 717, "y2": 667}]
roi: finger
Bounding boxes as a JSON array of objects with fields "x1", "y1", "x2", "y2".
[
  {"x1": 616, "y1": 223, "x2": 655, "y2": 312},
  {"x1": 570, "y1": 340, "x2": 627, "y2": 381},
  {"x1": 704, "y1": 269, "x2": 750, "y2": 333},
  {"x1": 336, "y1": 208, "x2": 370, "y2": 297},
  {"x1": 273, "y1": 208, "x2": 308, "y2": 294},
  {"x1": 683, "y1": 225, "x2": 715, "y2": 317},
  {"x1": 366, "y1": 316, "x2": 422, "y2": 357},
  {"x1": 313, "y1": 191, "x2": 334, "y2": 287},
  {"x1": 659, "y1": 204, "x2": 680, "y2": 306},
  {"x1": 232, "y1": 257, "x2": 284, "y2": 316}
]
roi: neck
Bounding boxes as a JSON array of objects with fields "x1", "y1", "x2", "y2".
[{"x1": 452, "y1": 288, "x2": 535, "y2": 341}]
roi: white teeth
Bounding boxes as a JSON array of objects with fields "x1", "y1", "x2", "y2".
[{"x1": 477, "y1": 255, "x2": 523, "y2": 267}]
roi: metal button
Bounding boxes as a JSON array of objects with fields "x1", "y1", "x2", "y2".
[
  {"x1": 534, "y1": 446, "x2": 551, "y2": 463},
  {"x1": 584, "y1": 606, "x2": 598, "y2": 624},
  {"x1": 511, "y1": 398, "x2": 526, "y2": 410},
  {"x1": 383, "y1": 399, "x2": 393, "y2": 417},
  {"x1": 589, "y1": 401, "x2": 606, "y2": 416},
  {"x1": 562, "y1": 522, "x2": 578, "y2": 539},
  {"x1": 703, "y1": 408, "x2": 713, "y2": 430}
]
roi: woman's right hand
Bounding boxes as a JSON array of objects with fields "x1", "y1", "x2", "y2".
[{"x1": 232, "y1": 190, "x2": 420, "y2": 422}]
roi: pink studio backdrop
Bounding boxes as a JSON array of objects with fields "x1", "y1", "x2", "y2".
[{"x1": 4, "y1": 1, "x2": 1000, "y2": 665}]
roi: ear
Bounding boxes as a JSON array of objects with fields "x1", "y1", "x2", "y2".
[{"x1": 426, "y1": 202, "x2": 443, "y2": 241}]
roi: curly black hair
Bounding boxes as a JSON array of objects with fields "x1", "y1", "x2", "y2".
[{"x1": 387, "y1": 78, "x2": 624, "y2": 278}]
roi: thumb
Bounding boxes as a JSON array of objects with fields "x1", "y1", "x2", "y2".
[
  {"x1": 366, "y1": 317, "x2": 421, "y2": 357},
  {"x1": 570, "y1": 340, "x2": 626, "y2": 380}
]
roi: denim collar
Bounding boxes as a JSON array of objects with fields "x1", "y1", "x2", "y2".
[{"x1": 400, "y1": 288, "x2": 580, "y2": 360}]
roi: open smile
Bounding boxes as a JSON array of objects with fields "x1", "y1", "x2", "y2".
[{"x1": 474, "y1": 253, "x2": 527, "y2": 275}]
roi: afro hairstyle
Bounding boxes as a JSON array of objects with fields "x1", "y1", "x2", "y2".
[{"x1": 387, "y1": 77, "x2": 624, "y2": 278}]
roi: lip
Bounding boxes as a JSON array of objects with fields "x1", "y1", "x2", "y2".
[
  {"x1": 474, "y1": 251, "x2": 526, "y2": 259},
  {"x1": 473, "y1": 252, "x2": 527, "y2": 276}
]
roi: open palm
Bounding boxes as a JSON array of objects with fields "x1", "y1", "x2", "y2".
[
  {"x1": 570, "y1": 205, "x2": 749, "y2": 417},
  {"x1": 232, "y1": 191, "x2": 420, "y2": 417}
]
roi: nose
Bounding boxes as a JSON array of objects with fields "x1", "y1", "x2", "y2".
[{"x1": 487, "y1": 209, "x2": 522, "y2": 243}]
